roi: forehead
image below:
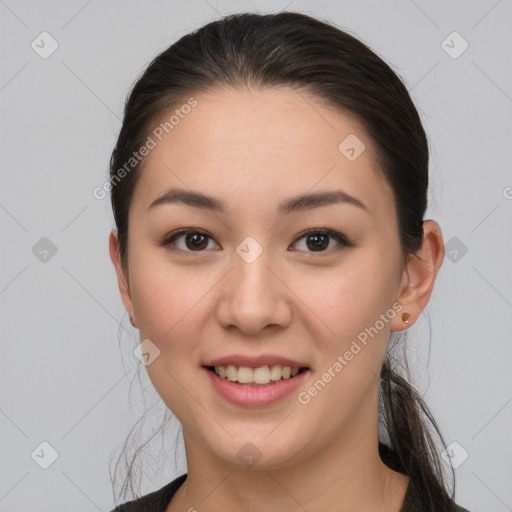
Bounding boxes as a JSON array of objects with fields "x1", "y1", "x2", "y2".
[{"x1": 131, "y1": 86, "x2": 393, "y2": 218}]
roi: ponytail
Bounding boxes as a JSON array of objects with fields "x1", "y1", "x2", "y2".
[{"x1": 380, "y1": 353, "x2": 457, "y2": 511}]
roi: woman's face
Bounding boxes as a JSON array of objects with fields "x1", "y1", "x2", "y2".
[{"x1": 113, "y1": 87, "x2": 410, "y2": 470}]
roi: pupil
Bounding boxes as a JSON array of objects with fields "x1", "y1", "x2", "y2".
[
  {"x1": 308, "y1": 234, "x2": 328, "y2": 251},
  {"x1": 186, "y1": 233, "x2": 207, "y2": 250}
]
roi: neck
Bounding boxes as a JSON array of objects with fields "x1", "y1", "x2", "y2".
[{"x1": 169, "y1": 421, "x2": 409, "y2": 512}]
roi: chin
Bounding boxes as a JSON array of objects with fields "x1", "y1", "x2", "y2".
[{"x1": 211, "y1": 433, "x2": 311, "y2": 471}]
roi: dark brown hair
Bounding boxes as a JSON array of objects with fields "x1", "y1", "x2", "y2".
[{"x1": 109, "y1": 11, "x2": 456, "y2": 510}]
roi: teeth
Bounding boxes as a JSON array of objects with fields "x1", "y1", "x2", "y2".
[
  {"x1": 213, "y1": 364, "x2": 304, "y2": 384},
  {"x1": 226, "y1": 364, "x2": 237, "y2": 382},
  {"x1": 237, "y1": 366, "x2": 253, "y2": 383},
  {"x1": 270, "y1": 365, "x2": 282, "y2": 381},
  {"x1": 253, "y1": 366, "x2": 270, "y2": 384}
]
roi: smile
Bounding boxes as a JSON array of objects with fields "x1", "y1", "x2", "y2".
[
  {"x1": 204, "y1": 365, "x2": 311, "y2": 407},
  {"x1": 209, "y1": 364, "x2": 308, "y2": 386}
]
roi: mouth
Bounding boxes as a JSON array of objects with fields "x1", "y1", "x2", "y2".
[
  {"x1": 203, "y1": 363, "x2": 311, "y2": 407},
  {"x1": 204, "y1": 364, "x2": 310, "y2": 387}
]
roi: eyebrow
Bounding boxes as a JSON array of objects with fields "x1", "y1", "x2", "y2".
[{"x1": 148, "y1": 188, "x2": 368, "y2": 215}]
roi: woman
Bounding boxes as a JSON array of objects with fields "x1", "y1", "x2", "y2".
[{"x1": 108, "y1": 11, "x2": 470, "y2": 512}]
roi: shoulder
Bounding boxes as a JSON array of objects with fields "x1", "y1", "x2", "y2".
[
  {"x1": 110, "y1": 474, "x2": 187, "y2": 512},
  {"x1": 379, "y1": 444, "x2": 471, "y2": 512},
  {"x1": 401, "y1": 480, "x2": 471, "y2": 512}
]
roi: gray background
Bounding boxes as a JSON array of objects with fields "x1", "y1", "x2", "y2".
[{"x1": 1, "y1": 0, "x2": 511, "y2": 510}]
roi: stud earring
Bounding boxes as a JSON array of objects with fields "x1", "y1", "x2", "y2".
[
  {"x1": 401, "y1": 312, "x2": 411, "y2": 324},
  {"x1": 129, "y1": 312, "x2": 136, "y2": 327}
]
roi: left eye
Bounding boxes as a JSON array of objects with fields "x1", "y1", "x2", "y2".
[{"x1": 291, "y1": 229, "x2": 349, "y2": 252}]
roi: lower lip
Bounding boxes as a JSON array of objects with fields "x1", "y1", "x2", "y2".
[{"x1": 204, "y1": 367, "x2": 310, "y2": 407}]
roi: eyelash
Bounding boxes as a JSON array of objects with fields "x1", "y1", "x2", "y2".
[{"x1": 160, "y1": 228, "x2": 352, "y2": 254}]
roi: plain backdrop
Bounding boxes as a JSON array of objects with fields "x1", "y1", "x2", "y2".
[{"x1": 1, "y1": 1, "x2": 511, "y2": 511}]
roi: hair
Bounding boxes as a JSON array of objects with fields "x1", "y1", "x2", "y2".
[{"x1": 109, "y1": 11, "x2": 457, "y2": 511}]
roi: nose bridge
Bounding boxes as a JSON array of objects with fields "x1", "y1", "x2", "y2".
[
  {"x1": 216, "y1": 239, "x2": 291, "y2": 333},
  {"x1": 234, "y1": 245, "x2": 273, "y2": 300}
]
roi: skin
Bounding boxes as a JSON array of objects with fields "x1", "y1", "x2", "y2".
[{"x1": 109, "y1": 86, "x2": 444, "y2": 512}]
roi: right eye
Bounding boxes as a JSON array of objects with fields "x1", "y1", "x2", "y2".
[{"x1": 161, "y1": 229, "x2": 221, "y2": 252}]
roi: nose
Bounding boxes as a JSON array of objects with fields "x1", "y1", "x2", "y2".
[{"x1": 215, "y1": 247, "x2": 292, "y2": 335}]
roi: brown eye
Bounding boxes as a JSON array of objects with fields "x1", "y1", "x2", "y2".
[
  {"x1": 291, "y1": 229, "x2": 350, "y2": 253},
  {"x1": 305, "y1": 233, "x2": 329, "y2": 251},
  {"x1": 184, "y1": 232, "x2": 208, "y2": 250},
  {"x1": 161, "y1": 229, "x2": 220, "y2": 252}
]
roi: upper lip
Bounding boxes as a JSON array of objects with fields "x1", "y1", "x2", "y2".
[{"x1": 203, "y1": 354, "x2": 310, "y2": 368}]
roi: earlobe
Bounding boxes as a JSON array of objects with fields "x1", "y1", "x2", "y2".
[
  {"x1": 390, "y1": 221, "x2": 444, "y2": 332},
  {"x1": 109, "y1": 229, "x2": 135, "y2": 315}
]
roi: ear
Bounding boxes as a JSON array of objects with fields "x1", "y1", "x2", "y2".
[
  {"x1": 390, "y1": 220, "x2": 444, "y2": 332},
  {"x1": 109, "y1": 229, "x2": 135, "y2": 321}
]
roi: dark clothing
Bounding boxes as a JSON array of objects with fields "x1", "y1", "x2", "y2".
[
  {"x1": 111, "y1": 474, "x2": 186, "y2": 512},
  {"x1": 111, "y1": 472, "x2": 470, "y2": 512},
  {"x1": 111, "y1": 446, "x2": 471, "y2": 512}
]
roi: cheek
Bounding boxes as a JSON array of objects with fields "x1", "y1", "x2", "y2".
[
  {"x1": 295, "y1": 253, "x2": 399, "y2": 338},
  {"x1": 293, "y1": 252, "x2": 399, "y2": 393},
  {"x1": 132, "y1": 272, "x2": 187, "y2": 339},
  {"x1": 127, "y1": 241, "x2": 203, "y2": 337},
  {"x1": 127, "y1": 252, "x2": 210, "y2": 419},
  {"x1": 296, "y1": 279, "x2": 392, "y2": 427}
]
